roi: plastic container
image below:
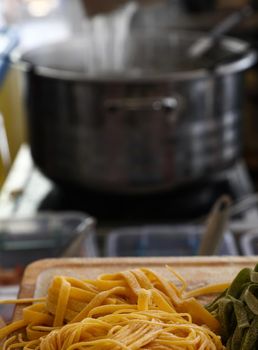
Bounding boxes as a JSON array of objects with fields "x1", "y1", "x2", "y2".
[
  {"x1": 240, "y1": 231, "x2": 258, "y2": 255},
  {"x1": 105, "y1": 225, "x2": 238, "y2": 257},
  {"x1": 0, "y1": 212, "x2": 98, "y2": 268}
]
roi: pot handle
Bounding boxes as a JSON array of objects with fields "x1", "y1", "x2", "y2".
[{"x1": 104, "y1": 96, "x2": 179, "y2": 113}]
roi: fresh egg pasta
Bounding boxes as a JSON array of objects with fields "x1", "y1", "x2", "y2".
[{"x1": 0, "y1": 266, "x2": 225, "y2": 349}]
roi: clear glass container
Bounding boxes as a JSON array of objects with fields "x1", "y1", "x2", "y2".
[
  {"x1": 240, "y1": 230, "x2": 258, "y2": 255},
  {"x1": 105, "y1": 225, "x2": 238, "y2": 257},
  {"x1": 0, "y1": 212, "x2": 98, "y2": 268}
]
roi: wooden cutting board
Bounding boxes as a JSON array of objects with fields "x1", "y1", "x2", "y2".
[
  {"x1": 17, "y1": 256, "x2": 258, "y2": 299},
  {"x1": 12, "y1": 256, "x2": 258, "y2": 321}
]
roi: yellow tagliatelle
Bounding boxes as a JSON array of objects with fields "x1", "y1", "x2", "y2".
[{"x1": 0, "y1": 267, "x2": 226, "y2": 349}]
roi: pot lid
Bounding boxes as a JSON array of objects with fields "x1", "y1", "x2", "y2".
[{"x1": 17, "y1": 30, "x2": 257, "y2": 82}]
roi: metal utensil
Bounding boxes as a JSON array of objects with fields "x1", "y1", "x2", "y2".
[
  {"x1": 198, "y1": 195, "x2": 232, "y2": 256},
  {"x1": 189, "y1": 0, "x2": 258, "y2": 58}
]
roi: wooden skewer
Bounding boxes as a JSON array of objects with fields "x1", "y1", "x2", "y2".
[{"x1": 198, "y1": 195, "x2": 232, "y2": 256}]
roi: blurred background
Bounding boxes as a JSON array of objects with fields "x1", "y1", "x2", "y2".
[
  {"x1": 1, "y1": 0, "x2": 258, "y2": 320},
  {"x1": 1, "y1": 0, "x2": 258, "y2": 185}
]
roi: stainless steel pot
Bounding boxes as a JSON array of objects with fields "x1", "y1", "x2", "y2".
[{"x1": 16, "y1": 31, "x2": 256, "y2": 193}]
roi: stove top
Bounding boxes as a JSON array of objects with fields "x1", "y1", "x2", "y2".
[
  {"x1": 37, "y1": 180, "x2": 232, "y2": 223},
  {"x1": 0, "y1": 145, "x2": 255, "y2": 226}
]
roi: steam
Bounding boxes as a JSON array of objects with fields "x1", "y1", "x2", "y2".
[{"x1": 83, "y1": 2, "x2": 138, "y2": 73}]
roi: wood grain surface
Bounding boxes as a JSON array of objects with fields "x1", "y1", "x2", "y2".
[
  {"x1": 19, "y1": 257, "x2": 258, "y2": 297},
  {"x1": 13, "y1": 257, "x2": 258, "y2": 320}
]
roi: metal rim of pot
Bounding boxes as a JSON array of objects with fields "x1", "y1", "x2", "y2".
[{"x1": 12, "y1": 31, "x2": 257, "y2": 83}]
